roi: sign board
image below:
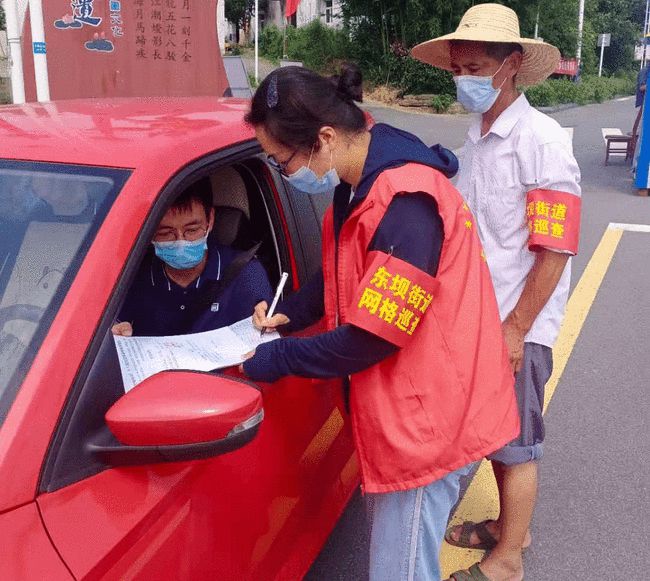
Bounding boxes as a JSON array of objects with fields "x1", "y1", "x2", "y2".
[
  {"x1": 222, "y1": 55, "x2": 252, "y2": 98},
  {"x1": 33, "y1": 42, "x2": 47, "y2": 54},
  {"x1": 598, "y1": 33, "x2": 611, "y2": 47},
  {"x1": 21, "y1": 0, "x2": 228, "y2": 101},
  {"x1": 635, "y1": 43, "x2": 650, "y2": 61},
  {"x1": 635, "y1": 84, "x2": 650, "y2": 190},
  {"x1": 554, "y1": 58, "x2": 578, "y2": 76}
]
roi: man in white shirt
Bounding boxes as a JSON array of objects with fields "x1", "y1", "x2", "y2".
[{"x1": 413, "y1": 4, "x2": 581, "y2": 581}]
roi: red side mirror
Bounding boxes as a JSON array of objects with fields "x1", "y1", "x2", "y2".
[{"x1": 106, "y1": 371, "x2": 263, "y2": 447}]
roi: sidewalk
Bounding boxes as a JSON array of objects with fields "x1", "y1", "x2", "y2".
[{"x1": 239, "y1": 53, "x2": 277, "y2": 83}]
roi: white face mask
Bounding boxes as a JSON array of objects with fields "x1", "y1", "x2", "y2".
[{"x1": 453, "y1": 59, "x2": 509, "y2": 113}]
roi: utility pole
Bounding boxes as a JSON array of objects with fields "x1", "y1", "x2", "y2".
[
  {"x1": 598, "y1": 39, "x2": 605, "y2": 76},
  {"x1": 642, "y1": 0, "x2": 650, "y2": 70},
  {"x1": 597, "y1": 33, "x2": 610, "y2": 77},
  {"x1": 534, "y1": 1, "x2": 541, "y2": 39},
  {"x1": 2, "y1": 0, "x2": 25, "y2": 103},
  {"x1": 254, "y1": 0, "x2": 259, "y2": 83},
  {"x1": 576, "y1": 0, "x2": 585, "y2": 66},
  {"x1": 28, "y1": 0, "x2": 50, "y2": 101}
]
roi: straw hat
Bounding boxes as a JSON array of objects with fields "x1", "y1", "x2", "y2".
[{"x1": 411, "y1": 3, "x2": 561, "y2": 86}]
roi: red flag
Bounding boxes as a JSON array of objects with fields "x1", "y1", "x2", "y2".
[{"x1": 285, "y1": 0, "x2": 301, "y2": 17}]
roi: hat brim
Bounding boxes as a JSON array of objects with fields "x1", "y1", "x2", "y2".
[{"x1": 411, "y1": 33, "x2": 561, "y2": 86}]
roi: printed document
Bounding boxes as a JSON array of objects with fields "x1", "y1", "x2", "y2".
[{"x1": 114, "y1": 318, "x2": 279, "y2": 392}]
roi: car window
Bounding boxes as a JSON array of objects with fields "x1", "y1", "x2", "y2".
[
  {"x1": 0, "y1": 161, "x2": 130, "y2": 425},
  {"x1": 42, "y1": 159, "x2": 299, "y2": 491}
]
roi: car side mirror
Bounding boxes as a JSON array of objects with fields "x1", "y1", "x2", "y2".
[{"x1": 88, "y1": 371, "x2": 263, "y2": 466}]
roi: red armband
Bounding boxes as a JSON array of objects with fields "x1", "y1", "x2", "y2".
[
  {"x1": 526, "y1": 188, "x2": 581, "y2": 254},
  {"x1": 347, "y1": 251, "x2": 440, "y2": 347}
]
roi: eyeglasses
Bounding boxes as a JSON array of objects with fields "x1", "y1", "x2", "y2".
[
  {"x1": 153, "y1": 225, "x2": 207, "y2": 243},
  {"x1": 266, "y1": 149, "x2": 298, "y2": 176}
]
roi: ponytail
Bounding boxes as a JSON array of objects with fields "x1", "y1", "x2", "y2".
[{"x1": 244, "y1": 63, "x2": 366, "y2": 151}]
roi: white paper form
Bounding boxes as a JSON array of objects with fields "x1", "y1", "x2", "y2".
[{"x1": 114, "y1": 318, "x2": 280, "y2": 392}]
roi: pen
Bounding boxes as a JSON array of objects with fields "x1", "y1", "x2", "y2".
[{"x1": 261, "y1": 271, "x2": 289, "y2": 336}]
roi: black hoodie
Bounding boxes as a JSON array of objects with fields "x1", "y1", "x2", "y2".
[{"x1": 243, "y1": 124, "x2": 458, "y2": 383}]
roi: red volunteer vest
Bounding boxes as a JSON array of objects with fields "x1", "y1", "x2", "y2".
[{"x1": 322, "y1": 163, "x2": 520, "y2": 493}]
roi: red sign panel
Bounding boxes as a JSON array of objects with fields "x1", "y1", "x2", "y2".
[
  {"x1": 554, "y1": 57, "x2": 578, "y2": 76},
  {"x1": 21, "y1": 0, "x2": 228, "y2": 101}
]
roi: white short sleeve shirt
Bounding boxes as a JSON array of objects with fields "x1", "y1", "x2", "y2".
[{"x1": 456, "y1": 94, "x2": 582, "y2": 348}]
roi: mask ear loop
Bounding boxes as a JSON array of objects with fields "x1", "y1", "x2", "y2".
[
  {"x1": 493, "y1": 58, "x2": 511, "y2": 90},
  {"x1": 307, "y1": 143, "x2": 316, "y2": 170}
]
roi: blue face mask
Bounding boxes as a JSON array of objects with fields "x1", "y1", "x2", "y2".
[
  {"x1": 453, "y1": 59, "x2": 508, "y2": 114},
  {"x1": 286, "y1": 145, "x2": 340, "y2": 195},
  {"x1": 152, "y1": 236, "x2": 208, "y2": 270}
]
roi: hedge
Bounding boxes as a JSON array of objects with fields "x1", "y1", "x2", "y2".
[
  {"x1": 524, "y1": 74, "x2": 636, "y2": 108},
  {"x1": 258, "y1": 23, "x2": 636, "y2": 111}
]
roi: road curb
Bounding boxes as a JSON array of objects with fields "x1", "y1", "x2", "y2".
[{"x1": 537, "y1": 103, "x2": 581, "y2": 114}]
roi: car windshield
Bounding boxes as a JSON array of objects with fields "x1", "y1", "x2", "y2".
[{"x1": 0, "y1": 161, "x2": 129, "y2": 423}]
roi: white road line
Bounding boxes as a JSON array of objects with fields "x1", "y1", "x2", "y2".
[
  {"x1": 609, "y1": 222, "x2": 650, "y2": 233},
  {"x1": 602, "y1": 127, "x2": 623, "y2": 141}
]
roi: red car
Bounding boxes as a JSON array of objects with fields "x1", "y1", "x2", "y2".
[{"x1": 0, "y1": 98, "x2": 357, "y2": 580}]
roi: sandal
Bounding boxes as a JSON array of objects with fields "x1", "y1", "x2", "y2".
[
  {"x1": 444, "y1": 520, "x2": 499, "y2": 551},
  {"x1": 446, "y1": 563, "x2": 493, "y2": 580}
]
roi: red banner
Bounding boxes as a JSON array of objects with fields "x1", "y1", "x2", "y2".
[
  {"x1": 554, "y1": 58, "x2": 578, "y2": 77},
  {"x1": 285, "y1": 0, "x2": 301, "y2": 18},
  {"x1": 21, "y1": 0, "x2": 228, "y2": 101}
]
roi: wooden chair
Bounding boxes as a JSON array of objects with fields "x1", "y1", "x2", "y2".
[
  {"x1": 603, "y1": 102, "x2": 643, "y2": 165},
  {"x1": 603, "y1": 128, "x2": 635, "y2": 165}
]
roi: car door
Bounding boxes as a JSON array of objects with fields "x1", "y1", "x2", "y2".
[{"x1": 35, "y1": 153, "x2": 357, "y2": 581}]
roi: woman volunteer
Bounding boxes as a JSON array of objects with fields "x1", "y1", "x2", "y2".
[{"x1": 241, "y1": 64, "x2": 519, "y2": 581}]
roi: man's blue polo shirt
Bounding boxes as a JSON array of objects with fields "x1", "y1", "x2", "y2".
[{"x1": 119, "y1": 240, "x2": 273, "y2": 336}]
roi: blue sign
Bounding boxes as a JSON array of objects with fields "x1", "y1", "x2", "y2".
[
  {"x1": 33, "y1": 42, "x2": 47, "y2": 54},
  {"x1": 635, "y1": 88, "x2": 650, "y2": 189}
]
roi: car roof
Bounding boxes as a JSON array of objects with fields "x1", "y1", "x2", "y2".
[{"x1": 0, "y1": 97, "x2": 257, "y2": 170}]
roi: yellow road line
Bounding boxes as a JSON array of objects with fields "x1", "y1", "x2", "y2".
[{"x1": 440, "y1": 225, "x2": 625, "y2": 577}]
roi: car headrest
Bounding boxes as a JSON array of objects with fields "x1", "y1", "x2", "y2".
[
  {"x1": 209, "y1": 167, "x2": 250, "y2": 220},
  {"x1": 208, "y1": 167, "x2": 252, "y2": 248}
]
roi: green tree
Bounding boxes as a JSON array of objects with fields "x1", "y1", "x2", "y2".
[
  {"x1": 224, "y1": 0, "x2": 253, "y2": 44},
  {"x1": 339, "y1": 0, "x2": 643, "y2": 92},
  {"x1": 589, "y1": 0, "x2": 645, "y2": 74},
  {"x1": 1, "y1": 4, "x2": 6, "y2": 30}
]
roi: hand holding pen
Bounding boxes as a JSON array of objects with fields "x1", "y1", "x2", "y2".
[{"x1": 255, "y1": 272, "x2": 290, "y2": 336}]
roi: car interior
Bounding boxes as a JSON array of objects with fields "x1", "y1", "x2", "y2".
[
  {"x1": 207, "y1": 163, "x2": 283, "y2": 288},
  {"x1": 40, "y1": 160, "x2": 293, "y2": 491},
  {"x1": 114, "y1": 162, "x2": 287, "y2": 314},
  {"x1": 0, "y1": 170, "x2": 120, "y2": 397}
]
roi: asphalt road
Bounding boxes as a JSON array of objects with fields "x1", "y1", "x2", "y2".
[{"x1": 306, "y1": 96, "x2": 650, "y2": 580}]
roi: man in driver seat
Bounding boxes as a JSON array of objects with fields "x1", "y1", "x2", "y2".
[{"x1": 112, "y1": 178, "x2": 272, "y2": 337}]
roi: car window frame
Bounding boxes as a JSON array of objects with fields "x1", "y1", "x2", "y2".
[{"x1": 38, "y1": 142, "x2": 322, "y2": 493}]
